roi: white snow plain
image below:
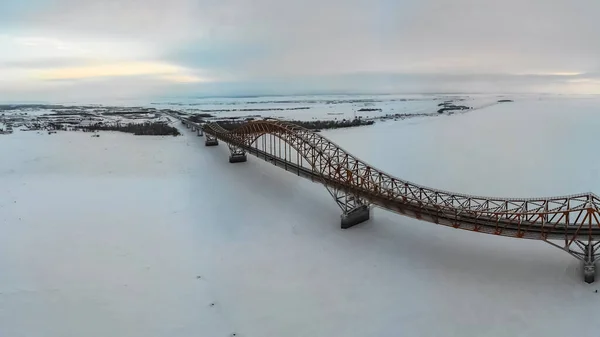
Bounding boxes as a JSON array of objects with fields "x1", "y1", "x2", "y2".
[
  {"x1": 147, "y1": 94, "x2": 501, "y2": 121},
  {"x1": 2, "y1": 95, "x2": 600, "y2": 337}
]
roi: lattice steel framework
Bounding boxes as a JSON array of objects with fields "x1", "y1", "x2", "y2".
[{"x1": 193, "y1": 118, "x2": 600, "y2": 282}]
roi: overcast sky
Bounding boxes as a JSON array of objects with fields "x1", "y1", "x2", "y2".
[{"x1": 1, "y1": 0, "x2": 600, "y2": 101}]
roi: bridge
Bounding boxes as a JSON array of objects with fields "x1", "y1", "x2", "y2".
[{"x1": 177, "y1": 116, "x2": 600, "y2": 283}]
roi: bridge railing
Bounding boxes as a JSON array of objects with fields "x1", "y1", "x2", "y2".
[
  {"x1": 203, "y1": 120, "x2": 599, "y2": 223},
  {"x1": 192, "y1": 117, "x2": 600, "y2": 282}
]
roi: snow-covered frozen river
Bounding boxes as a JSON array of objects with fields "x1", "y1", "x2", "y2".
[{"x1": 2, "y1": 95, "x2": 600, "y2": 337}]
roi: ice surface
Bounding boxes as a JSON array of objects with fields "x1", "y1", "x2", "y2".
[{"x1": 2, "y1": 95, "x2": 600, "y2": 337}]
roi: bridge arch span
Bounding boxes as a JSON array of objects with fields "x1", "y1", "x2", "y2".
[
  {"x1": 205, "y1": 120, "x2": 369, "y2": 214},
  {"x1": 196, "y1": 118, "x2": 600, "y2": 283}
]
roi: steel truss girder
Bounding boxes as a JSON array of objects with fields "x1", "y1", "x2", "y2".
[
  {"x1": 546, "y1": 239, "x2": 600, "y2": 283},
  {"x1": 325, "y1": 185, "x2": 368, "y2": 214},
  {"x1": 198, "y1": 118, "x2": 600, "y2": 281},
  {"x1": 200, "y1": 119, "x2": 600, "y2": 239},
  {"x1": 201, "y1": 119, "x2": 600, "y2": 240}
]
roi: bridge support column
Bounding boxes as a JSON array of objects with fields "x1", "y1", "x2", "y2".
[
  {"x1": 341, "y1": 205, "x2": 370, "y2": 229},
  {"x1": 228, "y1": 145, "x2": 247, "y2": 163},
  {"x1": 197, "y1": 128, "x2": 203, "y2": 137},
  {"x1": 583, "y1": 243, "x2": 597, "y2": 283},
  {"x1": 205, "y1": 134, "x2": 218, "y2": 146},
  {"x1": 229, "y1": 153, "x2": 247, "y2": 163},
  {"x1": 326, "y1": 187, "x2": 370, "y2": 229},
  {"x1": 191, "y1": 125, "x2": 196, "y2": 132},
  {"x1": 548, "y1": 239, "x2": 600, "y2": 283},
  {"x1": 584, "y1": 262, "x2": 596, "y2": 284}
]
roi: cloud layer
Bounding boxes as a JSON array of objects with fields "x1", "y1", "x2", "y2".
[{"x1": 2, "y1": 0, "x2": 600, "y2": 101}]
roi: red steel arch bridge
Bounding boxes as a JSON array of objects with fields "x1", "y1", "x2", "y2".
[{"x1": 178, "y1": 116, "x2": 600, "y2": 283}]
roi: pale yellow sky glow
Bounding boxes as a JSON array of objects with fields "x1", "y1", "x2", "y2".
[
  {"x1": 159, "y1": 74, "x2": 208, "y2": 83},
  {"x1": 33, "y1": 61, "x2": 205, "y2": 83}
]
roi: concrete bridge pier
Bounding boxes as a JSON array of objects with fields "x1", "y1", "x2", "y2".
[
  {"x1": 548, "y1": 240, "x2": 599, "y2": 283},
  {"x1": 583, "y1": 243, "x2": 597, "y2": 283},
  {"x1": 191, "y1": 125, "x2": 196, "y2": 132},
  {"x1": 584, "y1": 262, "x2": 596, "y2": 283},
  {"x1": 197, "y1": 128, "x2": 204, "y2": 137},
  {"x1": 341, "y1": 205, "x2": 370, "y2": 229},
  {"x1": 229, "y1": 153, "x2": 247, "y2": 163},
  {"x1": 228, "y1": 145, "x2": 247, "y2": 163},
  {"x1": 205, "y1": 134, "x2": 218, "y2": 146}
]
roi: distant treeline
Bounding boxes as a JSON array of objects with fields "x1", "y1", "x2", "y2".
[
  {"x1": 102, "y1": 111, "x2": 154, "y2": 115},
  {"x1": 194, "y1": 113, "x2": 215, "y2": 118},
  {"x1": 197, "y1": 107, "x2": 310, "y2": 113},
  {"x1": 0, "y1": 104, "x2": 67, "y2": 111},
  {"x1": 189, "y1": 115, "x2": 208, "y2": 123},
  {"x1": 437, "y1": 106, "x2": 470, "y2": 114},
  {"x1": 216, "y1": 118, "x2": 374, "y2": 131},
  {"x1": 81, "y1": 122, "x2": 180, "y2": 136},
  {"x1": 436, "y1": 101, "x2": 471, "y2": 114}
]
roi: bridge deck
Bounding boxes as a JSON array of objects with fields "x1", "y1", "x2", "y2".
[
  {"x1": 247, "y1": 147, "x2": 600, "y2": 240},
  {"x1": 177, "y1": 116, "x2": 600, "y2": 283}
]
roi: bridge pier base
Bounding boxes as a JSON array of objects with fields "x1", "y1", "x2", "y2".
[
  {"x1": 197, "y1": 129, "x2": 203, "y2": 137},
  {"x1": 584, "y1": 262, "x2": 596, "y2": 284},
  {"x1": 583, "y1": 242, "x2": 597, "y2": 283},
  {"x1": 227, "y1": 144, "x2": 246, "y2": 163},
  {"x1": 548, "y1": 240, "x2": 600, "y2": 283},
  {"x1": 205, "y1": 135, "x2": 218, "y2": 146},
  {"x1": 229, "y1": 153, "x2": 247, "y2": 163},
  {"x1": 341, "y1": 205, "x2": 370, "y2": 229}
]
